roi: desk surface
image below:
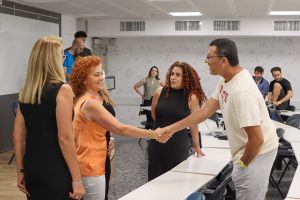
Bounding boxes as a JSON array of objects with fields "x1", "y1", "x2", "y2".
[
  {"x1": 279, "y1": 110, "x2": 300, "y2": 117},
  {"x1": 283, "y1": 127, "x2": 300, "y2": 142},
  {"x1": 286, "y1": 167, "x2": 300, "y2": 199},
  {"x1": 119, "y1": 171, "x2": 213, "y2": 200},
  {"x1": 171, "y1": 148, "x2": 231, "y2": 176},
  {"x1": 201, "y1": 134, "x2": 230, "y2": 149},
  {"x1": 140, "y1": 106, "x2": 151, "y2": 111}
]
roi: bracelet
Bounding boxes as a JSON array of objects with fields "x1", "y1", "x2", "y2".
[
  {"x1": 17, "y1": 168, "x2": 24, "y2": 173},
  {"x1": 110, "y1": 137, "x2": 115, "y2": 141},
  {"x1": 72, "y1": 180, "x2": 82, "y2": 184},
  {"x1": 148, "y1": 130, "x2": 152, "y2": 140},
  {"x1": 237, "y1": 160, "x2": 248, "y2": 169}
]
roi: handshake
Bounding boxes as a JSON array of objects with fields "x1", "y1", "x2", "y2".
[{"x1": 150, "y1": 127, "x2": 173, "y2": 143}]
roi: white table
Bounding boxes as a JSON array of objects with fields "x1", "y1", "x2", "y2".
[
  {"x1": 273, "y1": 120, "x2": 294, "y2": 129},
  {"x1": 201, "y1": 134, "x2": 229, "y2": 149},
  {"x1": 119, "y1": 171, "x2": 213, "y2": 200},
  {"x1": 279, "y1": 110, "x2": 300, "y2": 117},
  {"x1": 286, "y1": 167, "x2": 300, "y2": 199},
  {"x1": 140, "y1": 106, "x2": 151, "y2": 111},
  {"x1": 171, "y1": 148, "x2": 231, "y2": 176},
  {"x1": 283, "y1": 127, "x2": 300, "y2": 142}
]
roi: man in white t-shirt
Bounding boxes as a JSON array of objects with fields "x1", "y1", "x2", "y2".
[{"x1": 157, "y1": 38, "x2": 278, "y2": 200}]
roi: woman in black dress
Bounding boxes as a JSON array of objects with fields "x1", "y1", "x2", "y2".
[
  {"x1": 13, "y1": 36, "x2": 84, "y2": 200},
  {"x1": 148, "y1": 61, "x2": 207, "y2": 181}
]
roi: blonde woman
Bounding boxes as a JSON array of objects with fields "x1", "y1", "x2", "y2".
[
  {"x1": 13, "y1": 36, "x2": 84, "y2": 200},
  {"x1": 70, "y1": 56, "x2": 167, "y2": 200}
]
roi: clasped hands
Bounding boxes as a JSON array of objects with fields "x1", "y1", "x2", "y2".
[{"x1": 152, "y1": 127, "x2": 173, "y2": 143}]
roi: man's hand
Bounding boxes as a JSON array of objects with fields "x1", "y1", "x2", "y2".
[{"x1": 154, "y1": 127, "x2": 173, "y2": 143}]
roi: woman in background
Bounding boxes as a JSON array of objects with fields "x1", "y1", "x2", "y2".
[
  {"x1": 148, "y1": 61, "x2": 207, "y2": 181},
  {"x1": 13, "y1": 36, "x2": 84, "y2": 200},
  {"x1": 134, "y1": 66, "x2": 164, "y2": 122},
  {"x1": 70, "y1": 56, "x2": 166, "y2": 200}
]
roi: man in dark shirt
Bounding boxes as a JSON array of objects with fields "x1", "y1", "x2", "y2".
[
  {"x1": 268, "y1": 66, "x2": 293, "y2": 110},
  {"x1": 74, "y1": 31, "x2": 92, "y2": 57}
]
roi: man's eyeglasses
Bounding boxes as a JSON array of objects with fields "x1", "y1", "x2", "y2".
[
  {"x1": 206, "y1": 55, "x2": 224, "y2": 60},
  {"x1": 63, "y1": 55, "x2": 67, "y2": 60}
]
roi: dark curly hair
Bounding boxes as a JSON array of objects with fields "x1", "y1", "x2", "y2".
[
  {"x1": 70, "y1": 56, "x2": 101, "y2": 97},
  {"x1": 164, "y1": 61, "x2": 207, "y2": 106}
]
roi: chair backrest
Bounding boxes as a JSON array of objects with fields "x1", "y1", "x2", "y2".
[
  {"x1": 11, "y1": 100, "x2": 18, "y2": 116},
  {"x1": 286, "y1": 114, "x2": 300, "y2": 129},
  {"x1": 209, "y1": 176, "x2": 235, "y2": 200},
  {"x1": 269, "y1": 109, "x2": 284, "y2": 123},
  {"x1": 215, "y1": 162, "x2": 233, "y2": 183},
  {"x1": 209, "y1": 112, "x2": 220, "y2": 128},
  {"x1": 287, "y1": 105, "x2": 296, "y2": 111}
]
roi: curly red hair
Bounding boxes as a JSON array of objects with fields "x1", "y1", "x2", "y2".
[
  {"x1": 164, "y1": 61, "x2": 207, "y2": 106},
  {"x1": 70, "y1": 56, "x2": 101, "y2": 97}
]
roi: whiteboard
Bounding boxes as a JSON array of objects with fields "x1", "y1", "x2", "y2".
[{"x1": 0, "y1": 13, "x2": 59, "y2": 95}]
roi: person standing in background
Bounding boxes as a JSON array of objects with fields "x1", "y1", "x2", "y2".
[
  {"x1": 74, "y1": 31, "x2": 92, "y2": 57},
  {"x1": 148, "y1": 61, "x2": 206, "y2": 181},
  {"x1": 133, "y1": 66, "x2": 164, "y2": 122},
  {"x1": 13, "y1": 36, "x2": 84, "y2": 200},
  {"x1": 253, "y1": 66, "x2": 269, "y2": 99},
  {"x1": 63, "y1": 39, "x2": 81, "y2": 81}
]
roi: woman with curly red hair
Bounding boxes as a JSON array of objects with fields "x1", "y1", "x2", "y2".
[
  {"x1": 148, "y1": 61, "x2": 207, "y2": 181},
  {"x1": 70, "y1": 56, "x2": 166, "y2": 200}
]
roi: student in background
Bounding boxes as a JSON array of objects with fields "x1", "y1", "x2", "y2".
[
  {"x1": 70, "y1": 56, "x2": 167, "y2": 200},
  {"x1": 74, "y1": 31, "x2": 92, "y2": 57},
  {"x1": 63, "y1": 39, "x2": 81, "y2": 81},
  {"x1": 253, "y1": 66, "x2": 269, "y2": 99},
  {"x1": 148, "y1": 61, "x2": 206, "y2": 181},
  {"x1": 268, "y1": 66, "x2": 293, "y2": 110},
  {"x1": 133, "y1": 66, "x2": 164, "y2": 122},
  {"x1": 13, "y1": 36, "x2": 84, "y2": 200}
]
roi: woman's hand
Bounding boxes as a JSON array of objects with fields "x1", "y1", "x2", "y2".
[
  {"x1": 107, "y1": 139, "x2": 115, "y2": 157},
  {"x1": 192, "y1": 146, "x2": 205, "y2": 157},
  {"x1": 69, "y1": 180, "x2": 85, "y2": 200},
  {"x1": 17, "y1": 172, "x2": 30, "y2": 196}
]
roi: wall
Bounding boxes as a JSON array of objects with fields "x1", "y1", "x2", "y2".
[{"x1": 107, "y1": 37, "x2": 300, "y2": 108}]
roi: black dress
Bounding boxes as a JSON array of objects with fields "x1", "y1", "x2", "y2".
[
  {"x1": 102, "y1": 102, "x2": 115, "y2": 200},
  {"x1": 19, "y1": 83, "x2": 72, "y2": 200},
  {"x1": 148, "y1": 87, "x2": 190, "y2": 181}
]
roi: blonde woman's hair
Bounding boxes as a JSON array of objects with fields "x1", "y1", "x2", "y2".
[
  {"x1": 19, "y1": 36, "x2": 65, "y2": 104},
  {"x1": 99, "y1": 88, "x2": 114, "y2": 106}
]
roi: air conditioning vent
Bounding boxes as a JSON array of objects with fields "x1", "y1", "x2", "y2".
[
  {"x1": 274, "y1": 21, "x2": 300, "y2": 31},
  {"x1": 175, "y1": 21, "x2": 201, "y2": 31},
  {"x1": 120, "y1": 21, "x2": 145, "y2": 31},
  {"x1": 214, "y1": 21, "x2": 240, "y2": 31}
]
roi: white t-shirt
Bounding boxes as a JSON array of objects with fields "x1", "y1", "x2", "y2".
[{"x1": 212, "y1": 69, "x2": 278, "y2": 161}]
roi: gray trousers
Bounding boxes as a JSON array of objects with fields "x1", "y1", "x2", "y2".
[
  {"x1": 232, "y1": 148, "x2": 277, "y2": 200},
  {"x1": 82, "y1": 175, "x2": 105, "y2": 200}
]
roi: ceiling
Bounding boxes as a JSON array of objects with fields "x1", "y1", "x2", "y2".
[{"x1": 9, "y1": 0, "x2": 300, "y2": 19}]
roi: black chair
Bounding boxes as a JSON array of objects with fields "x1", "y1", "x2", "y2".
[
  {"x1": 8, "y1": 100, "x2": 18, "y2": 165},
  {"x1": 206, "y1": 162, "x2": 233, "y2": 191},
  {"x1": 208, "y1": 176, "x2": 235, "y2": 200},
  {"x1": 286, "y1": 114, "x2": 300, "y2": 129},
  {"x1": 287, "y1": 105, "x2": 296, "y2": 111}
]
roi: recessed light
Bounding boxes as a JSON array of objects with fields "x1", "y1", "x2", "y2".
[
  {"x1": 269, "y1": 11, "x2": 300, "y2": 15},
  {"x1": 169, "y1": 12, "x2": 202, "y2": 16}
]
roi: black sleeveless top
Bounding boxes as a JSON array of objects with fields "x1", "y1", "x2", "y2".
[
  {"x1": 154, "y1": 87, "x2": 190, "y2": 134},
  {"x1": 19, "y1": 82, "x2": 72, "y2": 200}
]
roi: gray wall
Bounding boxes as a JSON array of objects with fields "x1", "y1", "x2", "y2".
[{"x1": 0, "y1": 93, "x2": 18, "y2": 152}]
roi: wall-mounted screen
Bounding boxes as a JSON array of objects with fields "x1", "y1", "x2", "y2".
[{"x1": 105, "y1": 76, "x2": 115, "y2": 90}]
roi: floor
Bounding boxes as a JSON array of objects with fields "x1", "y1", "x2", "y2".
[{"x1": 0, "y1": 105, "x2": 297, "y2": 200}]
